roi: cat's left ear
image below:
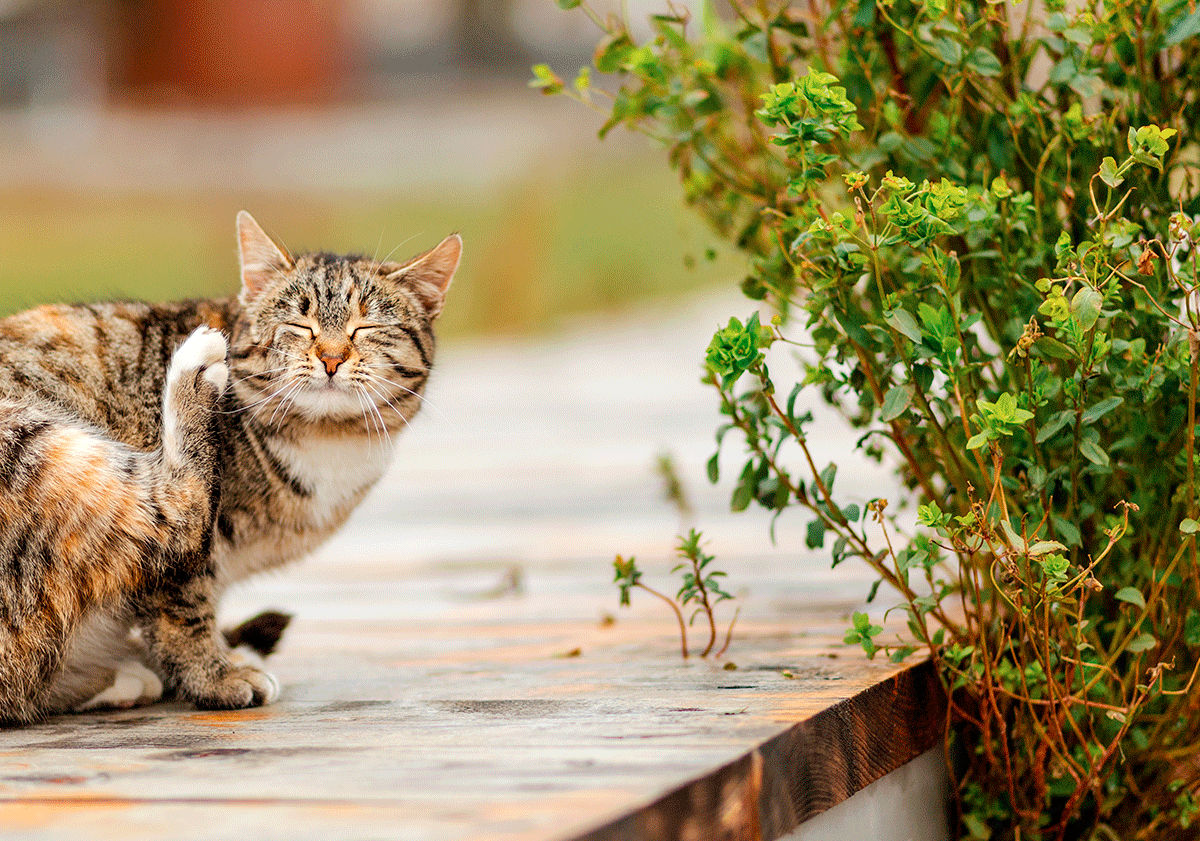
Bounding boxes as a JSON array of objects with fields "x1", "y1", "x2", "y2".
[
  {"x1": 383, "y1": 234, "x2": 461, "y2": 319},
  {"x1": 237, "y1": 211, "x2": 295, "y2": 305}
]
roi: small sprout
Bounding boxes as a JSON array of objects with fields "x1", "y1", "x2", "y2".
[
  {"x1": 528, "y1": 64, "x2": 565, "y2": 95},
  {"x1": 843, "y1": 170, "x2": 869, "y2": 191},
  {"x1": 844, "y1": 611, "x2": 884, "y2": 658},
  {"x1": 612, "y1": 531, "x2": 738, "y2": 660}
]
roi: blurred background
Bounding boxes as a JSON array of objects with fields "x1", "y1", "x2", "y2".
[
  {"x1": 0, "y1": 0, "x2": 741, "y2": 336},
  {"x1": 4, "y1": 0, "x2": 896, "y2": 653}
]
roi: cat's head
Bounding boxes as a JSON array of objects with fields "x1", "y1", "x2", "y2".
[{"x1": 228, "y1": 211, "x2": 460, "y2": 427}]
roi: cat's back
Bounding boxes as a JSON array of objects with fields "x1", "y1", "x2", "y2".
[{"x1": 0, "y1": 299, "x2": 235, "y2": 448}]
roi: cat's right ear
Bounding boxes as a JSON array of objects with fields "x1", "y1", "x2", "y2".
[{"x1": 237, "y1": 211, "x2": 294, "y2": 305}]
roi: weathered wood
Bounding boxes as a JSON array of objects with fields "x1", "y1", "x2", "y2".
[
  {"x1": 571, "y1": 661, "x2": 945, "y2": 841},
  {"x1": 0, "y1": 303, "x2": 934, "y2": 840}
]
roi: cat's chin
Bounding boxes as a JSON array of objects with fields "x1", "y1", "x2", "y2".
[{"x1": 285, "y1": 383, "x2": 373, "y2": 420}]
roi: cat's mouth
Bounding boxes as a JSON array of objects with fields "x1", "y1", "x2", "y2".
[{"x1": 286, "y1": 379, "x2": 370, "y2": 418}]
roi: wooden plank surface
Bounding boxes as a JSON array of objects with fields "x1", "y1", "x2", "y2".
[{"x1": 0, "y1": 300, "x2": 938, "y2": 840}]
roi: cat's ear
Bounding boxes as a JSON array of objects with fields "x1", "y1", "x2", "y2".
[
  {"x1": 237, "y1": 211, "x2": 294, "y2": 305},
  {"x1": 382, "y1": 234, "x2": 461, "y2": 319}
]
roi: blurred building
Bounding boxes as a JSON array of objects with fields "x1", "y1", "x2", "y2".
[{"x1": 0, "y1": 0, "x2": 708, "y2": 109}]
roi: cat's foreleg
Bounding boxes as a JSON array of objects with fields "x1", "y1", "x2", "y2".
[
  {"x1": 136, "y1": 326, "x2": 278, "y2": 710},
  {"x1": 137, "y1": 565, "x2": 278, "y2": 709}
]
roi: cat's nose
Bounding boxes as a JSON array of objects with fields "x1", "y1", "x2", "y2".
[{"x1": 320, "y1": 353, "x2": 345, "y2": 377}]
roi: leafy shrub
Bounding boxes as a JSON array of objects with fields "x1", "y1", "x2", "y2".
[{"x1": 539, "y1": 1, "x2": 1200, "y2": 838}]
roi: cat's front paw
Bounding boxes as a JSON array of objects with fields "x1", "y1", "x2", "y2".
[
  {"x1": 190, "y1": 665, "x2": 279, "y2": 710},
  {"x1": 170, "y1": 326, "x2": 229, "y2": 394}
]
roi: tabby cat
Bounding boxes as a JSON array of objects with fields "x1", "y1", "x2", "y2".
[{"x1": 0, "y1": 212, "x2": 460, "y2": 723}]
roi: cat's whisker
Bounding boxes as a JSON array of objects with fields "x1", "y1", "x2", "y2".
[
  {"x1": 358, "y1": 366, "x2": 433, "y2": 401},
  {"x1": 370, "y1": 229, "x2": 385, "y2": 267},
  {"x1": 354, "y1": 385, "x2": 389, "y2": 452},
  {"x1": 360, "y1": 371, "x2": 445, "y2": 420},
  {"x1": 351, "y1": 385, "x2": 376, "y2": 447},
  {"x1": 360, "y1": 385, "x2": 394, "y2": 448},
  {"x1": 231, "y1": 365, "x2": 295, "y2": 385},
  {"x1": 220, "y1": 375, "x2": 301, "y2": 415},
  {"x1": 361, "y1": 380, "x2": 413, "y2": 434},
  {"x1": 263, "y1": 380, "x2": 305, "y2": 426},
  {"x1": 375, "y1": 232, "x2": 423, "y2": 270},
  {"x1": 352, "y1": 388, "x2": 377, "y2": 450},
  {"x1": 268, "y1": 348, "x2": 310, "y2": 364}
]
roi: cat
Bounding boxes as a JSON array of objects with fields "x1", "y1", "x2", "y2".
[{"x1": 0, "y1": 211, "x2": 460, "y2": 723}]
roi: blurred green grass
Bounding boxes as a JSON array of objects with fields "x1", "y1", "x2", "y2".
[{"x1": 0, "y1": 155, "x2": 741, "y2": 337}]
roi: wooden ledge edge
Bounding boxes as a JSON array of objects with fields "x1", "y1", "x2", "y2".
[{"x1": 570, "y1": 659, "x2": 947, "y2": 841}]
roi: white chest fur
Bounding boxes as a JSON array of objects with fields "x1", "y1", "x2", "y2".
[{"x1": 265, "y1": 432, "x2": 393, "y2": 521}]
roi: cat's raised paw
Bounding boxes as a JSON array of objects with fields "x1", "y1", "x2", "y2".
[
  {"x1": 192, "y1": 666, "x2": 279, "y2": 710},
  {"x1": 170, "y1": 326, "x2": 229, "y2": 393}
]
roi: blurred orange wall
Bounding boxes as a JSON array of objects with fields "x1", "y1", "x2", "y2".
[{"x1": 118, "y1": 0, "x2": 350, "y2": 107}]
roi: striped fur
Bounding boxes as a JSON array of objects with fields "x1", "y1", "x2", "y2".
[{"x1": 0, "y1": 213, "x2": 459, "y2": 723}]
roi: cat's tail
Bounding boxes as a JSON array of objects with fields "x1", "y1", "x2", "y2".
[{"x1": 223, "y1": 610, "x2": 293, "y2": 657}]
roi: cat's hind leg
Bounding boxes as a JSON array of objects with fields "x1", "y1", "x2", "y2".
[
  {"x1": 76, "y1": 660, "x2": 163, "y2": 712},
  {"x1": 0, "y1": 327, "x2": 230, "y2": 723},
  {"x1": 40, "y1": 609, "x2": 162, "y2": 713}
]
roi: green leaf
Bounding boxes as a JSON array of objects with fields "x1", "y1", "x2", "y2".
[
  {"x1": 932, "y1": 36, "x2": 963, "y2": 66},
  {"x1": 529, "y1": 64, "x2": 564, "y2": 95},
  {"x1": 706, "y1": 453, "x2": 720, "y2": 484},
  {"x1": 880, "y1": 384, "x2": 914, "y2": 422},
  {"x1": 593, "y1": 32, "x2": 633, "y2": 73},
  {"x1": 962, "y1": 813, "x2": 990, "y2": 840},
  {"x1": 786, "y1": 382, "x2": 804, "y2": 425},
  {"x1": 556, "y1": 0, "x2": 582, "y2": 6},
  {"x1": 1082, "y1": 397, "x2": 1123, "y2": 425},
  {"x1": 1078, "y1": 436, "x2": 1109, "y2": 466},
  {"x1": 1114, "y1": 587, "x2": 1146, "y2": 610},
  {"x1": 1184, "y1": 610, "x2": 1200, "y2": 647},
  {"x1": 1034, "y1": 336, "x2": 1074, "y2": 360},
  {"x1": 1098, "y1": 156, "x2": 1124, "y2": 189},
  {"x1": 1071, "y1": 286, "x2": 1103, "y2": 330},
  {"x1": 1181, "y1": 518, "x2": 1200, "y2": 534},
  {"x1": 885, "y1": 309, "x2": 922, "y2": 343},
  {"x1": 572, "y1": 67, "x2": 591, "y2": 94},
  {"x1": 1127, "y1": 632, "x2": 1157, "y2": 653},
  {"x1": 966, "y1": 432, "x2": 990, "y2": 450},
  {"x1": 819, "y1": 463, "x2": 837, "y2": 493},
  {"x1": 1053, "y1": 516, "x2": 1082, "y2": 547},
  {"x1": 966, "y1": 47, "x2": 1002, "y2": 77},
  {"x1": 1037, "y1": 410, "x2": 1074, "y2": 443},
  {"x1": 1167, "y1": 8, "x2": 1200, "y2": 46},
  {"x1": 806, "y1": 518, "x2": 826, "y2": 549},
  {"x1": 731, "y1": 470, "x2": 754, "y2": 511}
]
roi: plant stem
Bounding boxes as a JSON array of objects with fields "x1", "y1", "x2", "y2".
[{"x1": 635, "y1": 582, "x2": 689, "y2": 660}]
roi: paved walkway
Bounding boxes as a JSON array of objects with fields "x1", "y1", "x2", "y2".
[{"x1": 0, "y1": 297, "x2": 914, "y2": 841}]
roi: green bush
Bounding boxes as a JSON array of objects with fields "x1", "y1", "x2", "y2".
[{"x1": 539, "y1": 1, "x2": 1200, "y2": 838}]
